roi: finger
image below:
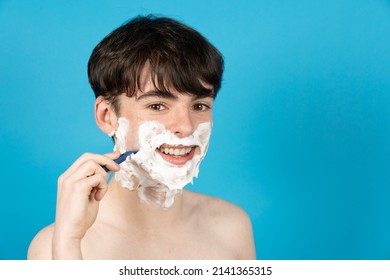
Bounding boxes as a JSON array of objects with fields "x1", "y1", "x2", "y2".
[
  {"x1": 104, "y1": 150, "x2": 121, "y2": 160},
  {"x1": 63, "y1": 152, "x2": 120, "y2": 178},
  {"x1": 94, "y1": 185, "x2": 108, "y2": 201},
  {"x1": 69, "y1": 159, "x2": 109, "y2": 183},
  {"x1": 89, "y1": 187, "x2": 98, "y2": 202},
  {"x1": 57, "y1": 173, "x2": 107, "y2": 210},
  {"x1": 101, "y1": 151, "x2": 123, "y2": 172},
  {"x1": 85, "y1": 175, "x2": 108, "y2": 202},
  {"x1": 84, "y1": 173, "x2": 108, "y2": 194}
]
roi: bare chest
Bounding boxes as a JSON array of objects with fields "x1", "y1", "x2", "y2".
[{"x1": 81, "y1": 223, "x2": 236, "y2": 260}]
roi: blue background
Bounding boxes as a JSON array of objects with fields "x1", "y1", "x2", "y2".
[{"x1": 1, "y1": 0, "x2": 389, "y2": 260}]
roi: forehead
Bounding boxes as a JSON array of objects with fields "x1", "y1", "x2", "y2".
[{"x1": 135, "y1": 63, "x2": 215, "y2": 100}]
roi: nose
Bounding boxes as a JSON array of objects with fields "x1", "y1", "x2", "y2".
[{"x1": 167, "y1": 107, "x2": 195, "y2": 137}]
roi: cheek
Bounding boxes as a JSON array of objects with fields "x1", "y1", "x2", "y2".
[
  {"x1": 114, "y1": 117, "x2": 142, "y2": 152},
  {"x1": 126, "y1": 116, "x2": 159, "y2": 151},
  {"x1": 194, "y1": 111, "x2": 213, "y2": 124},
  {"x1": 124, "y1": 124, "x2": 141, "y2": 151}
]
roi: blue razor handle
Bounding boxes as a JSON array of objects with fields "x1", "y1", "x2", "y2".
[{"x1": 102, "y1": 151, "x2": 137, "y2": 172}]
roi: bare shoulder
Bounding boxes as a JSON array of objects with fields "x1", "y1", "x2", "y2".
[
  {"x1": 27, "y1": 224, "x2": 54, "y2": 260},
  {"x1": 184, "y1": 190, "x2": 256, "y2": 259},
  {"x1": 184, "y1": 190, "x2": 250, "y2": 224}
]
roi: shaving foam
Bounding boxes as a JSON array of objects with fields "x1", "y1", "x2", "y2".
[
  {"x1": 113, "y1": 118, "x2": 130, "y2": 153},
  {"x1": 113, "y1": 117, "x2": 211, "y2": 208}
]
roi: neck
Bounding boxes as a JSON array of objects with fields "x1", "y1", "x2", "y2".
[{"x1": 99, "y1": 178, "x2": 185, "y2": 231}]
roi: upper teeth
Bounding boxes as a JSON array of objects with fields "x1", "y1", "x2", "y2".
[{"x1": 160, "y1": 147, "x2": 192, "y2": 156}]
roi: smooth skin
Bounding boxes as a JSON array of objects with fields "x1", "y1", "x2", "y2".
[{"x1": 28, "y1": 67, "x2": 256, "y2": 260}]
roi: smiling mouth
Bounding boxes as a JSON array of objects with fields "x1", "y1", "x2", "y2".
[
  {"x1": 156, "y1": 145, "x2": 197, "y2": 165},
  {"x1": 158, "y1": 146, "x2": 193, "y2": 156}
]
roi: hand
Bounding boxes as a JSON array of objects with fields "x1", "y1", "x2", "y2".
[{"x1": 52, "y1": 151, "x2": 120, "y2": 259}]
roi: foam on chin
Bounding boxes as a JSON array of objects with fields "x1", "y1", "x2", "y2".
[{"x1": 113, "y1": 117, "x2": 211, "y2": 208}]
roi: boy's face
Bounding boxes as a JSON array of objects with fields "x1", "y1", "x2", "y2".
[{"x1": 116, "y1": 69, "x2": 214, "y2": 166}]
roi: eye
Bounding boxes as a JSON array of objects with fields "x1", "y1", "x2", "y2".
[
  {"x1": 148, "y1": 103, "x2": 166, "y2": 111},
  {"x1": 193, "y1": 103, "x2": 211, "y2": 112}
]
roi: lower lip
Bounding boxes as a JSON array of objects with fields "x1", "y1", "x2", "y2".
[{"x1": 156, "y1": 147, "x2": 197, "y2": 166}]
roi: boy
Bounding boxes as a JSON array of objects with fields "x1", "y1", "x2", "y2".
[{"x1": 28, "y1": 15, "x2": 255, "y2": 259}]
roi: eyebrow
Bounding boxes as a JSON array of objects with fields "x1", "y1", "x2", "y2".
[
  {"x1": 136, "y1": 90, "x2": 215, "y2": 101},
  {"x1": 136, "y1": 90, "x2": 177, "y2": 101}
]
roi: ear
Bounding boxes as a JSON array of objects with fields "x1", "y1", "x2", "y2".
[{"x1": 94, "y1": 96, "x2": 118, "y2": 136}]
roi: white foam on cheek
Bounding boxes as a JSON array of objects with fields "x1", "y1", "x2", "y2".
[
  {"x1": 112, "y1": 117, "x2": 212, "y2": 208},
  {"x1": 113, "y1": 118, "x2": 129, "y2": 154}
]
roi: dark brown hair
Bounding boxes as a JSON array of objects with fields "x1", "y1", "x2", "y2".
[{"x1": 88, "y1": 15, "x2": 224, "y2": 114}]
